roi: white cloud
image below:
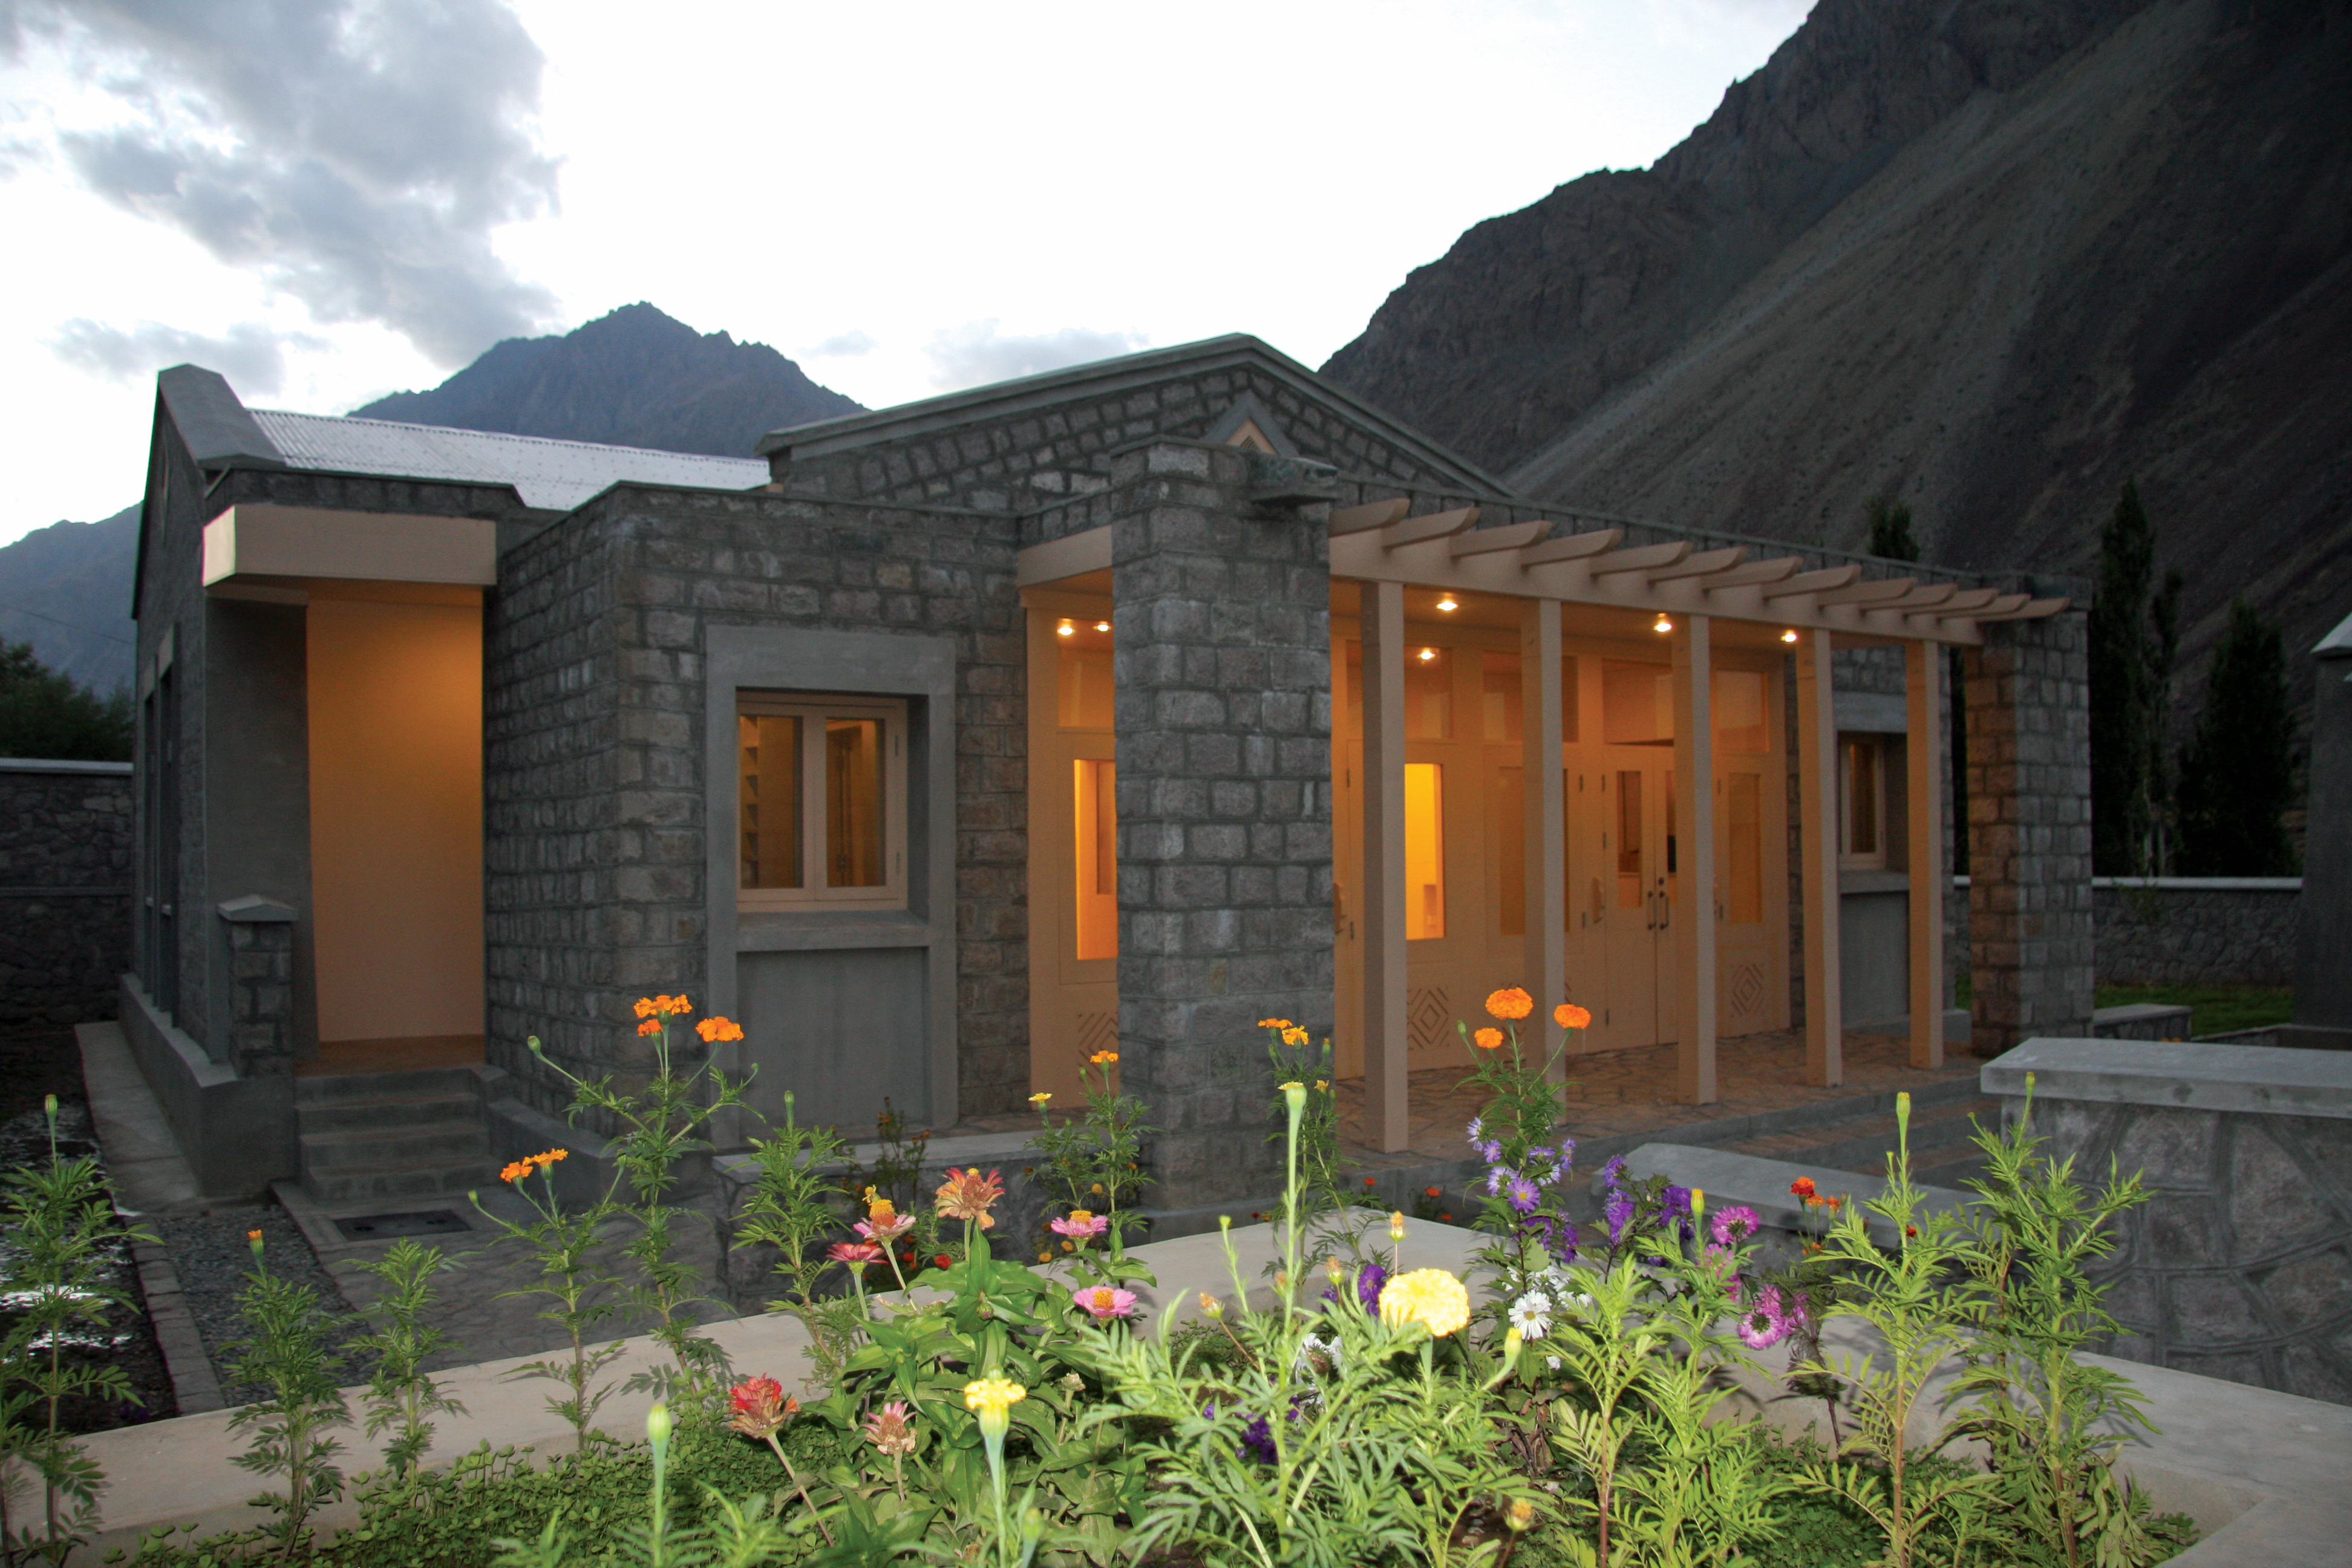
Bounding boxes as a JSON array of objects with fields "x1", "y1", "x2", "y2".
[
  {"x1": 925, "y1": 322, "x2": 1149, "y2": 391},
  {"x1": 51, "y1": 317, "x2": 321, "y2": 395},
  {"x1": 809, "y1": 330, "x2": 878, "y2": 359}
]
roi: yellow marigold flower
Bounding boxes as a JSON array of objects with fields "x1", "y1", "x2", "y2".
[
  {"x1": 1088, "y1": 1049, "x2": 1119, "y2": 1066},
  {"x1": 1473, "y1": 1027, "x2": 1504, "y2": 1050},
  {"x1": 1313, "y1": 1079, "x2": 1328, "y2": 1092},
  {"x1": 1378, "y1": 1268, "x2": 1472, "y2": 1338},
  {"x1": 500, "y1": 1161, "x2": 532, "y2": 1183},
  {"x1": 1485, "y1": 987, "x2": 1534, "y2": 1021},
  {"x1": 1555, "y1": 1001, "x2": 1593, "y2": 1030},
  {"x1": 695, "y1": 1015, "x2": 743, "y2": 1042},
  {"x1": 962, "y1": 1376, "x2": 1027, "y2": 1418},
  {"x1": 1281, "y1": 1025, "x2": 1308, "y2": 1047},
  {"x1": 1029, "y1": 1091, "x2": 1051, "y2": 1106}
]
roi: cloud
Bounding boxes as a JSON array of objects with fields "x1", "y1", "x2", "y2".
[
  {"x1": 51, "y1": 317, "x2": 320, "y2": 394},
  {"x1": 809, "y1": 329, "x2": 878, "y2": 358},
  {"x1": 926, "y1": 321, "x2": 1148, "y2": 390},
  {"x1": 16, "y1": 0, "x2": 560, "y2": 366}
]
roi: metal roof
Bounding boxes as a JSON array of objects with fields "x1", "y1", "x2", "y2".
[{"x1": 247, "y1": 409, "x2": 771, "y2": 512}]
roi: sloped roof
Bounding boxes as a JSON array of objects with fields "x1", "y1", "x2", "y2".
[{"x1": 246, "y1": 409, "x2": 771, "y2": 512}]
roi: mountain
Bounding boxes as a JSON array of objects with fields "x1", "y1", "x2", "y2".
[
  {"x1": 350, "y1": 302, "x2": 862, "y2": 456},
  {"x1": 1322, "y1": 0, "x2": 2352, "y2": 722},
  {"x1": 0, "y1": 506, "x2": 140, "y2": 696}
]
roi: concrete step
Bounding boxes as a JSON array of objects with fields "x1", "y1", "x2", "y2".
[
  {"x1": 297, "y1": 1088, "x2": 482, "y2": 1134},
  {"x1": 295, "y1": 1066, "x2": 483, "y2": 1106},
  {"x1": 1721, "y1": 1094, "x2": 2001, "y2": 1178},
  {"x1": 299, "y1": 1161, "x2": 488, "y2": 1204},
  {"x1": 299, "y1": 1120, "x2": 487, "y2": 1174}
]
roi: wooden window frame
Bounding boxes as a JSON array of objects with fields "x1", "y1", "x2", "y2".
[
  {"x1": 737, "y1": 693, "x2": 909, "y2": 911},
  {"x1": 1838, "y1": 734, "x2": 1888, "y2": 871}
]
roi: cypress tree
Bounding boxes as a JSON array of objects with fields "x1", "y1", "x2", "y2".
[
  {"x1": 1866, "y1": 495, "x2": 1920, "y2": 561},
  {"x1": 2176, "y1": 599, "x2": 2297, "y2": 875},
  {"x1": 0, "y1": 640, "x2": 131, "y2": 761},
  {"x1": 2089, "y1": 481, "x2": 2156, "y2": 875}
]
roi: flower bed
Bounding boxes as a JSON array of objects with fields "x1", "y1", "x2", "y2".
[{"x1": 82, "y1": 993, "x2": 2201, "y2": 1567}]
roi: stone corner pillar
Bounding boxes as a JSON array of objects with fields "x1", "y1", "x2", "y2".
[
  {"x1": 217, "y1": 895, "x2": 299, "y2": 1077},
  {"x1": 2290, "y1": 617, "x2": 2352, "y2": 1043},
  {"x1": 1109, "y1": 441, "x2": 1335, "y2": 1227},
  {"x1": 1963, "y1": 612, "x2": 2094, "y2": 1056}
]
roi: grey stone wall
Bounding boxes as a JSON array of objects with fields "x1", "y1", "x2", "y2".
[
  {"x1": 2094, "y1": 880, "x2": 2302, "y2": 987},
  {"x1": 218, "y1": 901, "x2": 296, "y2": 1074},
  {"x1": 1964, "y1": 614, "x2": 2095, "y2": 1056},
  {"x1": 1111, "y1": 442, "x2": 1333, "y2": 1220},
  {"x1": 483, "y1": 483, "x2": 1028, "y2": 1124},
  {"x1": 0, "y1": 762, "x2": 132, "y2": 1025}
]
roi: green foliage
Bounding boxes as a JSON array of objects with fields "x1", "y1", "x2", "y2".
[
  {"x1": 1864, "y1": 495, "x2": 1919, "y2": 563},
  {"x1": 732, "y1": 1091, "x2": 851, "y2": 1316},
  {"x1": 2176, "y1": 596, "x2": 2298, "y2": 875},
  {"x1": 837, "y1": 1100, "x2": 932, "y2": 1233},
  {"x1": 347, "y1": 1241, "x2": 466, "y2": 1480},
  {"x1": 1, "y1": 1096, "x2": 155, "y2": 1565},
  {"x1": 1027, "y1": 1050, "x2": 1155, "y2": 1253},
  {"x1": 471, "y1": 1154, "x2": 626, "y2": 1454},
  {"x1": 2091, "y1": 982, "x2": 2292, "y2": 1039},
  {"x1": 0, "y1": 641, "x2": 130, "y2": 762},
  {"x1": 1258, "y1": 1025, "x2": 1375, "y2": 1266},
  {"x1": 224, "y1": 1235, "x2": 352, "y2": 1558},
  {"x1": 2089, "y1": 479, "x2": 2187, "y2": 877}
]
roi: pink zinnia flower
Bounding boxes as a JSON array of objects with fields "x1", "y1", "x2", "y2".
[
  {"x1": 863, "y1": 1399, "x2": 918, "y2": 1457},
  {"x1": 729, "y1": 1375, "x2": 796, "y2": 1439},
  {"x1": 1073, "y1": 1284, "x2": 1137, "y2": 1321},
  {"x1": 1050, "y1": 1210, "x2": 1111, "y2": 1240},
  {"x1": 857, "y1": 1213, "x2": 916, "y2": 1244},
  {"x1": 830, "y1": 1241, "x2": 885, "y2": 1264}
]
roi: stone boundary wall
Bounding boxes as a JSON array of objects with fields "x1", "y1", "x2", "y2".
[
  {"x1": 0, "y1": 759, "x2": 132, "y2": 1025},
  {"x1": 2095, "y1": 878, "x2": 2302, "y2": 988},
  {"x1": 1985, "y1": 1038, "x2": 2352, "y2": 1405}
]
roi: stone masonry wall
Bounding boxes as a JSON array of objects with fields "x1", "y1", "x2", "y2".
[
  {"x1": 2094, "y1": 880, "x2": 2302, "y2": 987},
  {"x1": 1111, "y1": 442, "x2": 1334, "y2": 1216},
  {"x1": 1964, "y1": 613, "x2": 2094, "y2": 1055},
  {"x1": 0, "y1": 763, "x2": 132, "y2": 1025},
  {"x1": 484, "y1": 485, "x2": 1029, "y2": 1122},
  {"x1": 2016, "y1": 1094, "x2": 2352, "y2": 1405}
]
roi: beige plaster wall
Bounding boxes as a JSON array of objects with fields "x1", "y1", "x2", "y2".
[{"x1": 306, "y1": 592, "x2": 485, "y2": 1042}]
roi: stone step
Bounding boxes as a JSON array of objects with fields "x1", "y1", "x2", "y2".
[
  {"x1": 297, "y1": 1089, "x2": 482, "y2": 1134},
  {"x1": 299, "y1": 1120, "x2": 487, "y2": 1175},
  {"x1": 299, "y1": 1161, "x2": 488, "y2": 1204},
  {"x1": 296, "y1": 1065, "x2": 483, "y2": 1106},
  {"x1": 1721, "y1": 1094, "x2": 2001, "y2": 1178}
]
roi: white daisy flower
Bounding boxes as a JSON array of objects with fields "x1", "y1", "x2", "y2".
[
  {"x1": 1508, "y1": 1290, "x2": 1553, "y2": 1340},
  {"x1": 1546, "y1": 1355, "x2": 1563, "y2": 1371}
]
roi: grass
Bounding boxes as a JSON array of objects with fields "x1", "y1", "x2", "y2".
[{"x1": 1950, "y1": 976, "x2": 2292, "y2": 1038}]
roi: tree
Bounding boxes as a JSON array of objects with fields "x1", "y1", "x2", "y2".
[
  {"x1": 0, "y1": 641, "x2": 132, "y2": 762},
  {"x1": 2175, "y1": 599, "x2": 2296, "y2": 875},
  {"x1": 2088, "y1": 480, "x2": 2173, "y2": 876},
  {"x1": 1866, "y1": 495, "x2": 1920, "y2": 562}
]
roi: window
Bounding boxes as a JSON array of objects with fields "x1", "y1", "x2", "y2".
[
  {"x1": 1840, "y1": 736, "x2": 1886, "y2": 869},
  {"x1": 1073, "y1": 758, "x2": 1117, "y2": 959},
  {"x1": 739, "y1": 694, "x2": 907, "y2": 909},
  {"x1": 1405, "y1": 762, "x2": 1445, "y2": 939}
]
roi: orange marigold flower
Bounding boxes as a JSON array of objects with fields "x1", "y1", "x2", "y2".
[
  {"x1": 634, "y1": 997, "x2": 660, "y2": 1019},
  {"x1": 500, "y1": 1161, "x2": 532, "y2": 1183},
  {"x1": 1281, "y1": 1025, "x2": 1308, "y2": 1047},
  {"x1": 1485, "y1": 987, "x2": 1534, "y2": 1021},
  {"x1": 638, "y1": 1018, "x2": 662, "y2": 1036},
  {"x1": 935, "y1": 1166, "x2": 1004, "y2": 1228},
  {"x1": 1473, "y1": 1027, "x2": 1504, "y2": 1050},
  {"x1": 1088, "y1": 1049, "x2": 1119, "y2": 1066},
  {"x1": 696, "y1": 1015, "x2": 744, "y2": 1043},
  {"x1": 1555, "y1": 1002, "x2": 1593, "y2": 1031},
  {"x1": 1789, "y1": 1177, "x2": 1818, "y2": 1200},
  {"x1": 533, "y1": 1148, "x2": 568, "y2": 1167},
  {"x1": 246, "y1": 1228, "x2": 264, "y2": 1242},
  {"x1": 1256, "y1": 1018, "x2": 1294, "y2": 1030}
]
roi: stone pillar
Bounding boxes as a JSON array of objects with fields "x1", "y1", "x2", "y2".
[
  {"x1": 217, "y1": 895, "x2": 298, "y2": 1076},
  {"x1": 1963, "y1": 613, "x2": 2094, "y2": 1056},
  {"x1": 1111, "y1": 441, "x2": 1334, "y2": 1226},
  {"x1": 2285, "y1": 612, "x2": 2352, "y2": 1048}
]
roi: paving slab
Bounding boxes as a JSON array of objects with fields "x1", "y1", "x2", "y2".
[{"x1": 76, "y1": 1021, "x2": 205, "y2": 1215}]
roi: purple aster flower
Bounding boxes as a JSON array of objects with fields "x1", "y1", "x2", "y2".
[
  {"x1": 1486, "y1": 1164, "x2": 1518, "y2": 1197},
  {"x1": 1600, "y1": 1155, "x2": 1628, "y2": 1191},
  {"x1": 1466, "y1": 1116, "x2": 1485, "y2": 1144},
  {"x1": 1661, "y1": 1184, "x2": 1693, "y2": 1221},
  {"x1": 1355, "y1": 1262, "x2": 1388, "y2": 1313},
  {"x1": 1477, "y1": 1138, "x2": 1504, "y2": 1164},
  {"x1": 1605, "y1": 1192, "x2": 1635, "y2": 1246},
  {"x1": 1709, "y1": 1204, "x2": 1762, "y2": 1246},
  {"x1": 1506, "y1": 1175, "x2": 1541, "y2": 1214},
  {"x1": 1239, "y1": 1413, "x2": 1276, "y2": 1463}
]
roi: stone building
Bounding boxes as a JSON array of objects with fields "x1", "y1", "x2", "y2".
[{"x1": 119, "y1": 338, "x2": 2083, "y2": 1217}]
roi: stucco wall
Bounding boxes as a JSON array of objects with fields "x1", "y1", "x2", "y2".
[{"x1": 0, "y1": 760, "x2": 132, "y2": 1025}]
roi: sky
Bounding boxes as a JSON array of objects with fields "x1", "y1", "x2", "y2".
[{"x1": 0, "y1": 0, "x2": 1813, "y2": 547}]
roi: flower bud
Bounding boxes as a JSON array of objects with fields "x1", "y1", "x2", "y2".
[
  {"x1": 1692, "y1": 1187, "x2": 1706, "y2": 1221},
  {"x1": 1199, "y1": 1292, "x2": 1223, "y2": 1320},
  {"x1": 1507, "y1": 1498, "x2": 1536, "y2": 1533},
  {"x1": 646, "y1": 1401, "x2": 673, "y2": 1447},
  {"x1": 42, "y1": 1093, "x2": 56, "y2": 1120},
  {"x1": 1390, "y1": 1210, "x2": 1407, "y2": 1243}
]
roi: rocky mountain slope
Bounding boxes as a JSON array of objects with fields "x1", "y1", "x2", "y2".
[
  {"x1": 1323, "y1": 0, "x2": 2352, "y2": 713},
  {"x1": 351, "y1": 302, "x2": 861, "y2": 456},
  {"x1": 0, "y1": 506, "x2": 140, "y2": 695}
]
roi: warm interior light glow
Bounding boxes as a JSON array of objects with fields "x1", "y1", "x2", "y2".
[
  {"x1": 1436, "y1": 596, "x2": 1459, "y2": 612},
  {"x1": 1057, "y1": 619, "x2": 1074, "y2": 636},
  {"x1": 1095, "y1": 621, "x2": 1110, "y2": 632},
  {"x1": 1417, "y1": 647, "x2": 1437, "y2": 662},
  {"x1": 1780, "y1": 629, "x2": 1800, "y2": 644},
  {"x1": 1653, "y1": 615, "x2": 1673, "y2": 634}
]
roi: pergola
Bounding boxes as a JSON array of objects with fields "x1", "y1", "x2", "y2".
[{"x1": 1323, "y1": 498, "x2": 2066, "y2": 1152}]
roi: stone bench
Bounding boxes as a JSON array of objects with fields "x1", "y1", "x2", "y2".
[{"x1": 2093, "y1": 1002, "x2": 2197, "y2": 1040}]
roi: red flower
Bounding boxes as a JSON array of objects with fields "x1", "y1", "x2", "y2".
[
  {"x1": 729, "y1": 1375, "x2": 796, "y2": 1440},
  {"x1": 935, "y1": 1253, "x2": 953, "y2": 1270},
  {"x1": 1789, "y1": 1177, "x2": 1818, "y2": 1200},
  {"x1": 1423, "y1": 1186, "x2": 1442, "y2": 1198}
]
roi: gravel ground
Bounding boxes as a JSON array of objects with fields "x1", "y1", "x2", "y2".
[
  {"x1": 0, "y1": 1089, "x2": 177, "y2": 1432},
  {"x1": 154, "y1": 1204, "x2": 380, "y2": 1406}
]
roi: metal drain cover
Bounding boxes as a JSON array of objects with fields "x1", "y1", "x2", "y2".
[{"x1": 333, "y1": 1209, "x2": 469, "y2": 1241}]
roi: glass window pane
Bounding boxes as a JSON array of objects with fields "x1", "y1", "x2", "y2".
[
  {"x1": 1073, "y1": 759, "x2": 1118, "y2": 960},
  {"x1": 1616, "y1": 769, "x2": 1643, "y2": 908},
  {"x1": 740, "y1": 714, "x2": 803, "y2": 889},
  {"x1": 1481, "y1": 652, "x2": 1522, "y2": 743},
  {"x1": 1405, "y1": 762, "x2": 1445, "y2": 939},
  {"x1": 1728, "y1": 773, "x2": 1763, "y2": 923},
  {"x1": 1056, "y1": 619, "x2": 1114, "y2": 728},
  {"x1": 825, "y1": 717, "x2": 885, "y2": 887},
  {"x1": 1408, "y1": 647, "x2": 1451, "y2": 739},
  {"x1": 1846, "y1": 739, "x2": 1880, "y2": 856}
]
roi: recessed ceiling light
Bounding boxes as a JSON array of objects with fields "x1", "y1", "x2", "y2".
[
  {"x1": 1057, "y1": 620, "x2": 1074, "y2": 636},
  {"x1": 1653, "y1": 615, "x2": 1673, "y2": 635},
  {"x1": 1417, "y1": 647, "x2": 1437, "y2": 662},
  {"x1": 1780, "y1": 628, "x2": 1800, "y2": 644},
  {"x1": 1436, "y1": 595, "x2": 1459, "y2": 612},
  {"x1": 1096, "y1": 621, "x2": 1111, "y2": 632}
]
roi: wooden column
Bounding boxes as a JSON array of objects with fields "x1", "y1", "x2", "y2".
[
  {"x1": 1671, "y1": 614, "x2": 1719, "y2": 1104},
  {"x1": 1359, "y1": 580, "x2": 1410, "y2": 1151},
  {"x1": 1795, "y1": 630, "x2": 1844, "y2": 1085},
  {"x1": 1906, "y1": 639, "x2": 1947, "y2": 1069},
  {"x1": 1520, "y1": 598, "x2": 1566, "y2": 1082}
]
